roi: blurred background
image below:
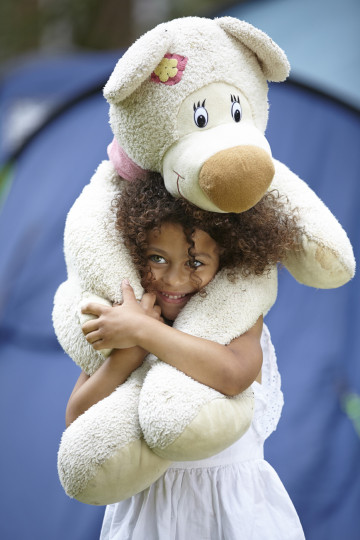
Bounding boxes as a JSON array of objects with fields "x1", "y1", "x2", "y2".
[{"x1": 0, "y1": 1, "x2": 359, "y2": 539}]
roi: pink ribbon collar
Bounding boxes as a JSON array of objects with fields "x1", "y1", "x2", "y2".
[{"x1": 107, "y1": 137, "x2": 148, "y2": 182}]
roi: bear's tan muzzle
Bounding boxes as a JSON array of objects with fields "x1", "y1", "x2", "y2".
[{"x1": 199, "y1": 145, "x2": 275, "y2": 213}]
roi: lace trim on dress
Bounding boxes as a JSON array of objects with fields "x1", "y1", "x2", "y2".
[{"x1": 252, "y1": 324, "x2": 284, "y2": 441}]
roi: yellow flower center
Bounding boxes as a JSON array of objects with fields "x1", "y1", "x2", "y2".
[{"x1": 154, "y1": 58, "x2": 178, "y2": 82}]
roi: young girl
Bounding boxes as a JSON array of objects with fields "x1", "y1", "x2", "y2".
[{"x1": 66, "y1": 174, "x2": 305, "y2": 539}]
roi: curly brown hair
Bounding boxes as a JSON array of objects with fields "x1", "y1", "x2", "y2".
[{"x1": 114, "y1": 173, "x2": 303, "y2": 290}]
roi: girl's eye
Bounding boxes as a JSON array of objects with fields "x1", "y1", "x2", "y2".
[
  {"x1": 149, "y1": 254, "x2": 166, "y2": 264},
  {"x1": 187, "y1": 259, "x2": 203, "y2": 268},
  {"x1": 193, "y1": 100, "x2": 208, "y2": 128},
  {"x1": 230, "y1": 95, "x2": 242, "y2": 123}
]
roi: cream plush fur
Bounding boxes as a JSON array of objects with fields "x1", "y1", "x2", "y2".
[{"x1": 54, "y1": 17, "x2": 355, "y2": 506}]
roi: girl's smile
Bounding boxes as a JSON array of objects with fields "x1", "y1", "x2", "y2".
[
  {"x1": 157, "y1": 291, "x2": 191, "y2": 302},
  {"x1": 146, "y1": 223, "x2": 220, "y2": 320}
]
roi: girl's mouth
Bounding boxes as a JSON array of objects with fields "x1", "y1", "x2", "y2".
[{"x1": 157, "y1": 291, "x2": 193, "y2": 304}]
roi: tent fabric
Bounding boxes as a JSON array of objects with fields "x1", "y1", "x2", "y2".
[
  {"x1": 264, "y1": 80, "x2": 360, "y2": 540},
  {"x1": 0, "y1": 53, "x2": 359, "y2": 540},
  {"x1": 0, "y1": 52, "x2": 120, "y2": 164},
  {"x1": 0, "y1": 54, "x2": 118, "y2": 540}
]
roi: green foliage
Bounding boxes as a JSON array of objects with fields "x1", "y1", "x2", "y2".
[
  {"x1": 0, "y1": 0, "x2": 247, "y2": 64},
  {"x1": 0, "y1": 163, "x2": 14, "y2": 212},
  {"x1": 341, "y1": 391, "x2": 360, "y2": 438}
]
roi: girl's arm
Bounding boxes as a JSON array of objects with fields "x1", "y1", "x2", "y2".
[
  {"x1": 65, "y1": 346, "x2": 146, "y2": 427},
  {"x1": 82, "y1": 280, "x2": 263, "y2": 398},
  {"x1": 65, "y1": 291, "x2": 163, "y2": 427}
]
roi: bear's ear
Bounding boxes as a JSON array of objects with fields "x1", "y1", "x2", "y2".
[
  {"x1": 104, "y1": 24, "x2": 172, "y2": 104},
  {"x1": 216, "y1": 17, "x2": 290, "y2": 82}
]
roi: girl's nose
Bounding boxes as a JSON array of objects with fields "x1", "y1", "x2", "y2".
[{"x1": 163, "y1": 265, "x2": 188, "y2": 288}]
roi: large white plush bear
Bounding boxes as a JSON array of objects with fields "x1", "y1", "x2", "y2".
[{"x1": 53, "y1": 17, "x2": 355, "y2": 506}]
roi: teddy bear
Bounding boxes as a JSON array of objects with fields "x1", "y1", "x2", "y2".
[{"x1": 53, "y1": 16, "x2": 355, "y2": 506}]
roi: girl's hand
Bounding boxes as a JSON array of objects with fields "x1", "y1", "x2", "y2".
[{"x1": 81, "y1": 280, "x2": 162, "y2": 350}]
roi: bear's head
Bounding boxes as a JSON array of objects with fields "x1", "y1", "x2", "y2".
[{"x1": 104, "y1": 16, "x2": 290, "y2": 213}]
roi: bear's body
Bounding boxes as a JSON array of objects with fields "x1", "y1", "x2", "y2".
[{"x1": 54, "y1": 17, "x2": 355, "y2": 505}]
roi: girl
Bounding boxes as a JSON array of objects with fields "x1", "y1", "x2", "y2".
[{"x1": 66, "y1": 174, "x2": 305, "y2": 539}]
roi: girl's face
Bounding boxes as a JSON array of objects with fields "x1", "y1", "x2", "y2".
[{"x1": 146, "y1": 223, "x2": 220, "y2": 321}]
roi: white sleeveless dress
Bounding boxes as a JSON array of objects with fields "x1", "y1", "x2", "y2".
[{"x1": 100, "y1": 325, "x2": 305, "y2": 539}]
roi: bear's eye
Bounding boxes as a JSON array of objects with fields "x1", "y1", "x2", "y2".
[
  {"x1": 193, "y1": 100, "x2": 208, "y2": 128},
  {"x1": 230, "y1": 95, "x2": 242, "y2": 123}
]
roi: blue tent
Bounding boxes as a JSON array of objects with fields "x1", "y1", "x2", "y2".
[
  {"x1": 0, "y1": 9, "x2": 359, "y2": 540},
  {"x1": 0, "y1": 53, "x2": 119, "y2": 540},
  {"x1": 221, "y1": 2, "x2": 360, "y2": 538},
  {"x1": 260, "y1": 81, "x2": 360, "y2": 540}
]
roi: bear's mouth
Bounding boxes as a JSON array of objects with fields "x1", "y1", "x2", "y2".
[{"x1": 174, "y1": 170, "x2": 186, "y2": 200}]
